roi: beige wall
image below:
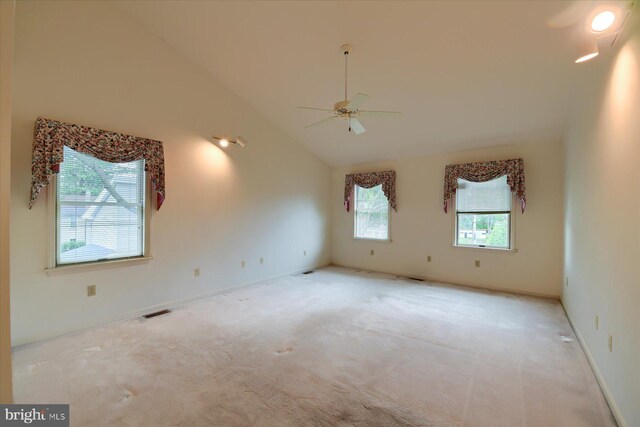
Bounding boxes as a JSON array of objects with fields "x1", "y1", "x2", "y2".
[
  {"x1": 562, "y1": 14, "x2": 640, "y2": 427},
  {"x1": 0, "y1": 0, "x2": 15, "y2": 404},
  {"x1": 331, "y1": 139, "x2": 564, "y2": 297},
  {"x1": 10, "y1": 1, "x2": 331, "y2": 346}
]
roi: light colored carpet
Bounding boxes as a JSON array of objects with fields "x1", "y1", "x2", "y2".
[{"x1": 13, "y1": 266, "x2": 616, "y2": 426}]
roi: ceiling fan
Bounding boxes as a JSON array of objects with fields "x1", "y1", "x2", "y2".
[{"x1": 298, "y1": 44, "x2": 402, "y2": 135}]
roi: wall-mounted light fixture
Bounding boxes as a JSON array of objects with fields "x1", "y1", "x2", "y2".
[
  {"x1": 574, "y1": 37, "x2": 599, "y2": 63},
  {"x1": 212, "y1": 136, "x2": 248, "y2": 148},
  {"x1": 573, "y1": 2, "x2": 634, "y2": 64}
]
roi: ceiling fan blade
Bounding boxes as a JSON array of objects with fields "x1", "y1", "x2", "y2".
[
  {"x1": 346, "y1": 93, "x2": 370, "y2": 110},
  {"x1": 305, "y1": 115, "x2": 337, "y2": 129},
  {"x1": 297, "y1": 106, "x2": 335, "y2": 112},
  {"x1": 349, "y1": 118, "x2": 366, "y2": 135},
  {"x1": 358, "y1": 110, "x2": 403, "y2": 118}
]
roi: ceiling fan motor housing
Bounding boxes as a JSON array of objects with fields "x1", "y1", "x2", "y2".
[{"x1": 334, "y1": 100, "x2": 354, "y2": 117}]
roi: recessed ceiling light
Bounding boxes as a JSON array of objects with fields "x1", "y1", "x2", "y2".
[
  {"x1": 591, "y1": 11, "x2": 616, "y2": 32},
  {"x1": 219, "y1": 138, "x2": 229, "y2": 148}
]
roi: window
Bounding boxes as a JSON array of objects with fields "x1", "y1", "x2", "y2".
[
  {"x1": 55, "y1": 146, "x2": 146, "y2": 265},
  {"x1": 354, "y1": 184, "x2": 390, "y2": 240},
  {"x1": 455, "y1": 175, "x2": 512, "y2": 249}
]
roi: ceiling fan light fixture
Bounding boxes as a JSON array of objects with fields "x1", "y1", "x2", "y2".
[{"x1": 591, "y1": 10, "x2": 616, "y2": 32}]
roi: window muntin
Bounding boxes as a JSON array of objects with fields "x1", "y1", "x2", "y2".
[
  {"x1": 455, "y1": 176, "x2": 512, "y2": 249},
  {"x1": 56, "y1": 147, "x2": 145, "y2": 265},
  {"x1": 354, "y1": 184, "x2": 390, "y2": 240}
]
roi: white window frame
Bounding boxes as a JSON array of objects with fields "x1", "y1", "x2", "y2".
[
  {"x1": 352, "y1": 184, "x2": 391, "y2": 242},
  {"x1": 46, "y1": 171, "x2": 153, "y2": 276},
  {"x1": 451, "y1": 183, "x2": 517, "y2": 252}
]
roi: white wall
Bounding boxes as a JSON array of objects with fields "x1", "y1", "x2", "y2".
[
  {"x1": 1, "y1": 0, "x2": 15, "y2": 404},
  {"x1": 562, "y1": 14, "x2": 640, "y2": 427},
  {"x1": 10, "y1": 1, "x2": 331, "y2": 346},
  {"x1": 331, "y1": 139, "x2": 564, "y2": 297}
]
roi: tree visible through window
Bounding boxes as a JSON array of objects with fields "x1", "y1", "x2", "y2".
[
  {"x1": 354, "y1": 184, "x2": 390, "y2": 240},
  {"x1": 455, "y1": 176, "x2": 511, "y2": 249},
  {"x1": 56, "y1": 146, "x2": 146, "y2": 265}
]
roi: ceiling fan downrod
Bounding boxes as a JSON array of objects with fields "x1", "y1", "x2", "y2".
[
  {"x1": 342, "y1": 44, "x2": 351, "y2": 103},
  {"x1": 342, "y1": 44, "x2": 352, "y2": 131}
]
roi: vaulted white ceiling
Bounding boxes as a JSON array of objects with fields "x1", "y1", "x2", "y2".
[{"x1": 116, "y1": 1, "x2": 595, "y2": 166}]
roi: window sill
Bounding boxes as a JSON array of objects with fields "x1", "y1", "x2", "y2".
[
  {"x1": 353, "y1": 237, "x2": 392, "y2": 243},
  {"x1": 451, "y1": 245, "x2": 518, "y2": 254},
  {"x1": 45, "y1": 256, "x2": 153, "y2": 276}
]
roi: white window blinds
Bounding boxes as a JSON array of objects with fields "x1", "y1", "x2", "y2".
[
  {"x1": 456, "y1": 175, "x2": 512, "y2": 212},
  {"x1": 56, "y1": 146, "x2": 145, "y2": 265}
]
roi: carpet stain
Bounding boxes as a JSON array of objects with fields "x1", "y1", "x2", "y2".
[
  {"x1": 118, "y1": 388, "x2": 136, "y2": 403},
  {"x1": 303, "y1": 393, "x2": 442, "y2": 426}
]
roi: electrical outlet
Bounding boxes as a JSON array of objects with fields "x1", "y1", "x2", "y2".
[
  {"x1": 241, "y1": 261, "x2": 246, "y2": 269},
  {"x1": 608, "y1": 335, "x2": 613, "y2": 352},
  {"x1": 87, "y1": 285, "x2": 96, "y2": 297},
  {"x1": 260, "y1": 257, "x2": 264, "y2": 265},
  {"x1": 475, "y1": 260, "x2": 480, "y2": 268},
  {"x1": 370, "y1": 249, "x2": 375, "y2": 256},
  {"x1": 595, "y1": 315, "x2": 599, "y2": 330},
  {"x1": 427, "y1": 255, "x2": 432, "y2": 262},
  {"x1": 194, "y1": 268, "x2": 200, "y2": 277},
  {"x1": 304, "y1": 250, "x2": 307, "y2": 256}
]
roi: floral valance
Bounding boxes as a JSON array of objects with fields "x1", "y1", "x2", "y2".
[
  {"x1": 444, "y1": 158, "x2": 526, "y2": 213},
  {"x1": 29, "y1": 117, "x2": 166, "y2": 209},
  {"x1": 344, "y1": 170, "x2": 397, "y2": 212}
]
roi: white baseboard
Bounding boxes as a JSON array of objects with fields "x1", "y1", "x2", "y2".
[
  {"x1": 13, "y1": 264, "x2": 325, "y2": 349},
  {"x1": 122, "y1": 266, "x2": 318, "y2": 320},
  {"x1": 561, "y1": 300, "x2": 627, "y2": 427},
  {"x1": 329, "y1": 263, "x2": 560, "y2": 299}
]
